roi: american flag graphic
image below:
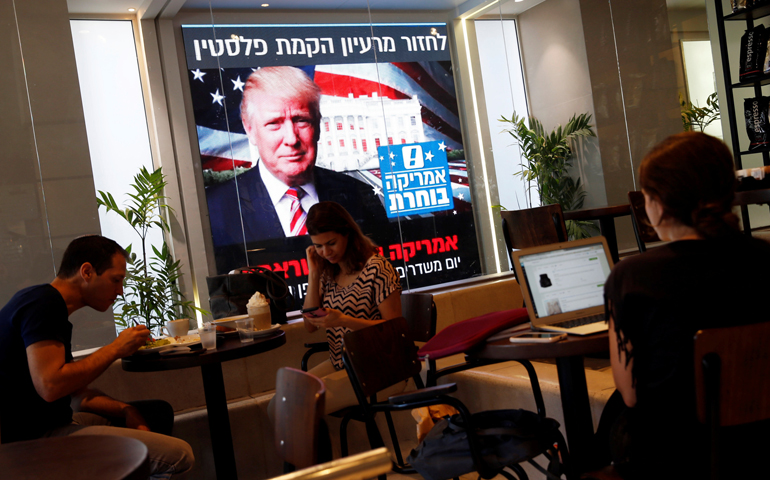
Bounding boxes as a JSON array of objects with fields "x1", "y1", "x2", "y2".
[{"x1": 188, "y1": 61, "x2": 472, "y2": 214}]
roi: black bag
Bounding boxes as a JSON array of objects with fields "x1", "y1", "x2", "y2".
[
  {"x1": 407, "y1": 409, "x2": 561, "y2": 480},
  {"x1": 206, "y1": 267, "x2": 291, "y2": 324}
]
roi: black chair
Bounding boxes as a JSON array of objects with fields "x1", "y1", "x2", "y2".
[
  {"x1": 342, "y1": 317, "x2": 570, "y2": 479},
  {"x1": 274, "y1": 367, "x2": 326, "y2": 472},
  {"x1": 627, "y1": 191, "x2": 660, "y2": 253},
  {"x1": 733, "y1": 189, "x2": 770, "y2": 236},
  {"x1": 694, "y1": 321, "x2": 770, "y2": 480},
  {"x1": 301, "y1": 292, "x2": 436, "y2": 372},
  {"x1": 500, "y1": 205, "x2": 567, "y2": 266},
  {"x1": 300, "y1": 292, "x2": 439, "y2": 462}
]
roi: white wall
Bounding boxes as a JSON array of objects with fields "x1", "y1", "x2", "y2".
[
  {"x1": 70, "y1": 19, "x2": 165, "y2": 261},
  {"x1": 475, "y1": 19, "x2": 536, "y2": 211}
]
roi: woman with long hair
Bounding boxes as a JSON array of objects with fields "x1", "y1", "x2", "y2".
[
  {"x1": 301, "y1": 201, "x2": 404, "y2": 412},
  {"x1": 604, "y1": 132, "x2": 770, "y2": 478}
]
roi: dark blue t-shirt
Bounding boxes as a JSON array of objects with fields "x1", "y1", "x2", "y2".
[{"x1": 0, "y1": 284, "x2": 73, "y2": 442}]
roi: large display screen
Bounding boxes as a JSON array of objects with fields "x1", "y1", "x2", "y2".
[{"x1": 181, "y1": 23, "x2": 481, "y2": 307}]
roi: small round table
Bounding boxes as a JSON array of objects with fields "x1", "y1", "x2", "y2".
[
  {"x1": 0, "y1": 435, "x2": 149, "y2": 479},
  {"x1": 468, "y1": 333, "x2": 609, "y2": 475},
  {"x1": 563, "y1": 204, "x2": 631, "y2": 263},
  {"x1": 122, "y1": 330, "x2": 286, "y2": 480}
]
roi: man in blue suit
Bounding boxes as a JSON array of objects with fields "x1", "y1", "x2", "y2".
[{"x1": 205, "y1": 66, "x2": 389, "y2": 273}]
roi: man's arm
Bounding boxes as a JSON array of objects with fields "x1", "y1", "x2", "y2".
[
  {"x1": 26, "y1": 326, "x2": 150, "y2": 403},
  {"x1": 72, "y1": 387, "x2": 149, "y2": 431}
]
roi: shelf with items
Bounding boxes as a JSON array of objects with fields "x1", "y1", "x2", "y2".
[
  {"x1": 732, "y1": 74, "x2": 770, "y2": 88},
  {"x1": 715, "y1": 0, "x2": 770, "y2": 232},
  {"x1": 724, "y1": 3, "x2": 770, "y2": 21}
]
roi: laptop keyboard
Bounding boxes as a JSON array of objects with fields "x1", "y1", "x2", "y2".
[{"x1": 550, "y1": 314, "x2": 605, "y2": 329}]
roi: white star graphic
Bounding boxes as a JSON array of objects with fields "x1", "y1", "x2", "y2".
[
  {"x1": 210, "y1": 89, "x2": 225, "y2": 106},
  {"x1": 459, "y1": 193, "x2": 464, "y2": 200},
  {"x1": 425, "y1": 151, "x2": 435, "y2": 161},
  {"x1": 379, "y1": 156, "x2": 384, "y2": 161},
  {"x1": 373, "y1": 185, "x2": 382, "y2": 196},
  {"x1": 438, "y1": 141, "x2": 447, "y2": 151},
  {"x1": 389, "y1": 151, "x2": 396, "y2": 160},
  {"x1": 192, "y1": 69, "x2": 206, "y2": 82},
  {"x1": 391, "y1": 161, "x2": 396, "y2": 167},
  {"x1": 231, "y1": 75, "x2": 245, "y2": 92}
]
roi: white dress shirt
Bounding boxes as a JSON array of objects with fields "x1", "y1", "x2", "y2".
[{"x1": 258, "y1": 160, "x2": 319, "y2": 237}]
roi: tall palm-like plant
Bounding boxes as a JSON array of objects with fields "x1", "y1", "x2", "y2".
[
  {"x1": 96, "y1": 167, "x2": 205, "y2": 332},
  {"x1": 499, "y1": 112, "x2": 597, "y2": 239}
]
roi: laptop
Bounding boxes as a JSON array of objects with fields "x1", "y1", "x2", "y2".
[{"x1": 512, "y1": 236, "x2": 614, "y2": 335}]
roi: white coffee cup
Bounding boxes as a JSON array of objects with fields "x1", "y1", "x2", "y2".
[{"x1": 163, "y1": 318, "x2": 189, "y2": 338}]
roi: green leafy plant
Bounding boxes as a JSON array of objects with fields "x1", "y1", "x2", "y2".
[
  {"x1": 680, "y1": 92, "x2": 720, "y2": 132},
  {"x1": 499, "y1": 112, "x2": 598, "y2": 240},
  {"x1": 96, "y1": 167, "x2": 205, "y2": 332}
]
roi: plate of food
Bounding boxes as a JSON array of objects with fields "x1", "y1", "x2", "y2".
[
  {"x1": 211, "y1": 314, "x2": 249, "y2": 332},
  {"x1": 171, "y1": 334, "x2": 201, "y2": 347},
  {"x1": 249, "y1": 324, "x2": 282, "y2": 338},
  {"x1": 134, "y1": 334, "x2": 201, "y2": 355},
  {"x1": 135, "y1": 337, "x2": 176, "y2": 354}
]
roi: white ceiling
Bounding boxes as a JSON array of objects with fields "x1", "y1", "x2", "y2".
[{"x1": 66, "y1": 0, "x2": 706, "y2": 16}]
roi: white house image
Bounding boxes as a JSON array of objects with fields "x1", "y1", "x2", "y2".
[{"x1": 316, "y1": 92, "x2": 426, "y2": 171}]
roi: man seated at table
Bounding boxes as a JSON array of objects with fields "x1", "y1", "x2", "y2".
[{"x1": 0, "y1": 235, "x2": 193, "y2": 478}]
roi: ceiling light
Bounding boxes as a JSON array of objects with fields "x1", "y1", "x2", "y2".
[
  {"x1": 128, "y1": 7, "x2": 136, "y2": 11},
  {"x1": 261, "y1": 3, "x2": 269, "y2": 6},
  {"x1": 430, "y1": 28, "x2": 438, "y2": 35}
]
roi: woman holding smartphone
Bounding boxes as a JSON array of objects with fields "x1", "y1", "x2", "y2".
[
  {"x1": 301, "y1": 201, "x2": 404, "y2": 413},
  {"x1": 603, "y1": 132, "x2": 770, "y2": 478}
]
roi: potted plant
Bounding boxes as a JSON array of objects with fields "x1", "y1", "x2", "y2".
[
  {"x1": 96, "y1": 166, "x2": 205, "y2": 333},
  {"x1": 680, "y1": 92, "x2": 720, "y2": 132},
  {"x1": 499, "y1": 112, "x2": 598, "y2": 240}
]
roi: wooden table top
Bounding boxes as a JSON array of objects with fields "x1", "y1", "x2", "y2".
[
  {"x1": 122, "y1": 330, "x2": 286, "y2": 372},
  {"x1": 0, "y1": 435, "x2": 148, "y2": 480},
  {"x1": 469, "y1": 332, "x2": 609, "y2": 361},
  {"x1": 562, "y1": 204, "x2": 631, "y2": 221}
]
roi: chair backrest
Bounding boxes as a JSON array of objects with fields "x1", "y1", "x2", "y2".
[
  {"x1": 343, "y1": 317, "x2": 422, "y2": 399},
  {"x1": 627, "y1": 191, "x2": 660, "y2": 252},
  {"x1": 274, "y1": 367, "x2": 326, "y2": 469},
  {"x1": 694, "y1": 321, "x2": 770, "y2": 427},
  {"x1": 401, "y1": 292, "x2": 436, "y2": 343},
  {"x1": 500, "y1": 204, "x2": 567, "y2": 253}
]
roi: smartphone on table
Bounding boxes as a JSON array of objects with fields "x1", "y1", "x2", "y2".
[
  {"x1": 301, "y1": 306, "x2": 328, "y2": 318},
  {"x1": 509, "y1": 332, "x2": 567, "y2": 343}
]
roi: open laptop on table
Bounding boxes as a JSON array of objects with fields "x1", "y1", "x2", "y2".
[{"x1": 512, "y1": 236, "x2": 614, "y2": 335}]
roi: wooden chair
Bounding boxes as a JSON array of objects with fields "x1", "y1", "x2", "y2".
[
  {"x1": 627, "y1": 191, "x2": 660, "y2": 253},
  {"x1": 342, "y1": 317, "x2": 569, "y2": 479},
  {"x1": 274, "y1": 367, "x2": 326, "y2": 471},
  {"x1": 500, "y1": 205, "x2": 567, "y2": 271},
  {"x1": 694, "y1": 321, "x2": 770, "y2": 480}
]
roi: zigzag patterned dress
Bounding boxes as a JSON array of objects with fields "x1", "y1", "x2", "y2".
[{"x1": 321, "y1": 254, "x2": 401, "y2": 369}]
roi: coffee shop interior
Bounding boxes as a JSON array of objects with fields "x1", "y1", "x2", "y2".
[{"x1": 3, "y1": 0, "x2": 769, "y2": 478}]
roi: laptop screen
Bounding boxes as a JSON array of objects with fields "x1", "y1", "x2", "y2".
[{"x1": 518, "y1": 242, "x2": 612, "y2": 319}]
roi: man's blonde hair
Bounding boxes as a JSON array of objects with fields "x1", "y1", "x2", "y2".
[{"x1": 240, "y1": 66, "x2": 322, "y2": 125}]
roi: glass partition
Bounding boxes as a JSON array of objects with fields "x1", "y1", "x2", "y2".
[{"x1": 3, "y1": 0, "x2": 118, "y2": 349}]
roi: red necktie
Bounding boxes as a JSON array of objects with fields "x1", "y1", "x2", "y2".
[{"x1": 286, "y1": 187, "x2": 307, "y2": 236}]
